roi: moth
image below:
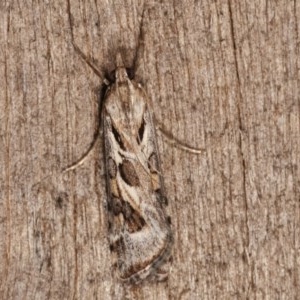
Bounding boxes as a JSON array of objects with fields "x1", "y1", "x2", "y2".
[{"x1": 103, "y1": 53, "x2": 173, "y2": 284}]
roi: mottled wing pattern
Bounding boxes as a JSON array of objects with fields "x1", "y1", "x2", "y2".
[{"x1": 103, "y1": 55, "x2": 173, "y2": 283}]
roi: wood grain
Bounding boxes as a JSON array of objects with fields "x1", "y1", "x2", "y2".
[{"x1": 1, "y1": 0, "x2": 299, "y2": 299}]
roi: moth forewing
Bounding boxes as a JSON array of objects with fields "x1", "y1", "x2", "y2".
[{"x1": 103, "y1": 53, "x2": 173, "y2": 284}]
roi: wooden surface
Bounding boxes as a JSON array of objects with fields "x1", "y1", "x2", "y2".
[{"x1": 1, "y1": 0, "x2": 300, "y2": 299}]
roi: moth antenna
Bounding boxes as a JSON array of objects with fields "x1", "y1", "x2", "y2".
[
  {"x1": 67, "y1": 0, "x2": 103, "y2": 80},
  {"x1": 132, "y1": 6, "x2": 146, "y2": 73}
]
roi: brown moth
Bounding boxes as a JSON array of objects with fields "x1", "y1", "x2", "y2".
[{"x1": 103, "y1": 53, "x2": 173, "y2": 284}]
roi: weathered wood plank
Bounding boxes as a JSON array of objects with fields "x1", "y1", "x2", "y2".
[{"x1": 1, "y1": 0, "x2": 299, "y2": 299}]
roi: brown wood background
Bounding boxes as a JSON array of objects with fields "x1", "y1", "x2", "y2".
[{"x1": 1, "y1": 0, "x2": 299, "y2": 299}]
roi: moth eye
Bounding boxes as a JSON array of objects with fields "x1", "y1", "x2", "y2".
[
  {"x1": 137, "y1": 118, "x2": 145, "y2": 144},
  {"x1": 112, "y1": 124, "x2": 125, "y2": 150},
  {"x1": 107, "y1": 70, "x2": 115, "y2": 83}
]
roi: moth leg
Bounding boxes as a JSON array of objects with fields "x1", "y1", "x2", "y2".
[
  {"x1": 155, "y1": 122, "x2": 204, "y2": 155},
  {"x1": 63, "y1": 137, "x2": 100, "y2": 172},
  {"x1": 64, "y1": 1, "x2": 106, "y2": 173},
  {"x1": 150, "y1": 269, "x2": 169, "y2": 282}
]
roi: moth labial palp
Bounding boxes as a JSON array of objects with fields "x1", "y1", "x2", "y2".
[{"x1": 103, "y1": 53, "x2": 173, "y2": 284}]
